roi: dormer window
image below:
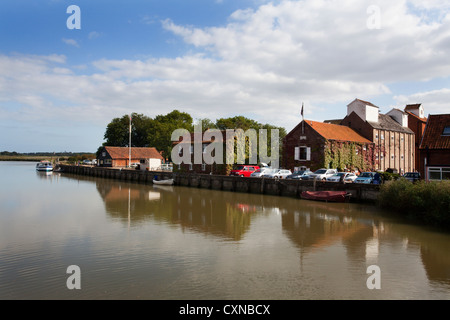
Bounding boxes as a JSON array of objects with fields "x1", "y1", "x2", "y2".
[{"x1": 443, "y1": 126, "x2": 450, "y2": 136}]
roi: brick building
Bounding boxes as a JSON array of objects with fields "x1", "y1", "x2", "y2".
[
  {"x1": 404, "y1": 104, "x2": 427, "y2": 174},
  {"x1": 283, "y1": 119, "x2": 374, "y2": 172},
  {"x1": 340, "y1": 99, "x2": 415, "y2": 174},
  {"x1": 419, "y1": 114, "x2": 450, "y2": 181},
  {"x1": 98, "y1": 146, "x2": 163, "y2": 168}
]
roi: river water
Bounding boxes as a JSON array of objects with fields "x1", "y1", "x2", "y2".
[{"x1": 0, "y1": 161, "x2": 449, "y2": 300}]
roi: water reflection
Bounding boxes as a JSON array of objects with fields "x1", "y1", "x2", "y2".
[{"x1": 60, "y1": 173, "x2": 450, "y2": 295}]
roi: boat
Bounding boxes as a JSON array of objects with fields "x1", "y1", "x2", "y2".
[
  {"x1": 36, "y1": 160, "x2": 53, "y2": 172},
  {"x1": 152, "y1": 178, "x2": 174, "y2": 185},
  {"x1": 300, "y1": 190, "x2": 351, "y2": 202}
]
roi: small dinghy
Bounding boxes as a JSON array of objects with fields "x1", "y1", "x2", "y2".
[
  {"x1": 152, "y1": 178, "x2": 174, "y2": 185},
  {"x1": 301, "y1": 190, "x2": 351, "y2": 202}
]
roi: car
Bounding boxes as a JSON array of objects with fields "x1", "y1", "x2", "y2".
[
  {"x1": 264, "y1": 169, "x2": 292, "y2": 179},
  {"x1": 286, "y1": 169, "x2": 313, "y2": 180},
  {"x1": 403, "y1": 172, "x2": 421, "y2": 182},
  {"x1": 354, "y1": 172, "x2": 376, "y2": 184},
  {"x1": 82, "y1": 159, "x2": 93, "y2": 165},
  {"x1": 307, "y1": 168, "x2": 337, "y2": 181},
  {"x1": 326, "y1": 172, "x2": 357, "y2": 183},
  {"x1": 229, "y1": 165, "x2": 260, "y2": 177},
  {"x1": 250, "y1": 167, "x2": 276, "y2": 177}
]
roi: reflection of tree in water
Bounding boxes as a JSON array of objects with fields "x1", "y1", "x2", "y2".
[
  {"x1": 171, "y1": 188, "x2": 253, "y2": 241},
  {"x1": 95, "y1": 179, "x2": 172, "y2": 227}
]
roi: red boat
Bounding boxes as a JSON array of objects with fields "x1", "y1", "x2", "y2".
[{"x1": 301, "y1": 191, "x2": 351, "y2": 202}]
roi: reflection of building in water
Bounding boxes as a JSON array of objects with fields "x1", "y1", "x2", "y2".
[{"x1": 281, "y1": 201, "x2": 376, "y2": 262}]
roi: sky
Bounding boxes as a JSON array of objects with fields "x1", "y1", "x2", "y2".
[{"x1": 1, "y1": 0, "x2": 450, "y2": 153}]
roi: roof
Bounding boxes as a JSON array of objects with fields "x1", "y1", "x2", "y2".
[
  {"x1": 306, "y1": 120, "x2": 372, "y2": 144},
  {"x1": 104, "y1": 146, "x2": 163, "y2": 160},
  {"x1": 420, "y1": 114, "x2": 450, "y2": 150},
  {"x1": 405, "y1": 104, "x2": 422, "y2": 111},
  {"x1": 172, "y1": 130, "x2": 228, "y2": 145},
  {"x1": 353, "y1": 98, "x2": 379, "y2": 108},
  {"x1": 367, "y1": 114, "x2": 414, "y2": 134},
  {"x1": 405, "y1": 111, "x2": 427, "y2": 123}
]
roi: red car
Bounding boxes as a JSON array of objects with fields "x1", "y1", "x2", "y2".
[{"x1": 229, "y1": 165, "x2": 260, "y2": 177}]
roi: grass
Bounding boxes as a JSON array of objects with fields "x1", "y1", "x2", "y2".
[{"x1": 378, "y1": 178, "x2": 450, "y2": 228}]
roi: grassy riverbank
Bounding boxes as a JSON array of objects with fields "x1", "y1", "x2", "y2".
[{"x1": 378, "y1": 179, "x2": 450, "y2": 228}]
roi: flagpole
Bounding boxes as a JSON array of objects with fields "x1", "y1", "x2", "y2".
[
  {"x1": 301, "y1": 102, "x2": 304, "y2": 134},
  {"x1": 129, "y1": 114, "x2": 132, "y2": 168}
]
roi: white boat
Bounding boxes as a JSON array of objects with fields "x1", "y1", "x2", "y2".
[
  {"x1": 36, "y1": 160, "x2": 53, "y2": 172},
  {"x1": 152, "y1": 178, "x2": 174, "y2": 185}
]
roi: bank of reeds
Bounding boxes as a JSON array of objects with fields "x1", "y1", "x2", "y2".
[{"x1": 378, "y1": 178, "x2": 450, "y2": 228}]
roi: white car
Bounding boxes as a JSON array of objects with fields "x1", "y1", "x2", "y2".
[
  {"x1": 308, "y1": 168, "x2": 337, "y2": 181},
  {"x1": 326, "y1": 172, "x2": 357, "y2": 183},
  {"x1": 265, "y1": 169, "x2": 292, "y2": 179},
  {"x1": 250, "y1": 167, "x2": 276, "y2": 177}
]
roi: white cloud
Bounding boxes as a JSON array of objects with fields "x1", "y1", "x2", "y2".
[
  {"x1": 394, "y1": 89, "x2": 450, "y2": 115},
  {"x1": 2, "y1": 0, "x2": 450, "y2": 145},
  {"x1": 62, "y1": 38, "x2": 79, "y2": 47}
]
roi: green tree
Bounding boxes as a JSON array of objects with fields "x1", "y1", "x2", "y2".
[
  {"x1": 103, "y1": 113, "x2": 153, "y2": 147},
  {"x1": 148, "y1": 110, "x2": 194, "y2": 161}
]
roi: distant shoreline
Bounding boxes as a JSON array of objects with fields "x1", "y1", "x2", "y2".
[{"x1": 0, "y1": 156, "x2": 66, "y2": 162}]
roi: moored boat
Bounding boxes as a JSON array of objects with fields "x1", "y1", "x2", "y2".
[
  {"x1": 152, "y1": 178, "x2": 174, "y2": 185},
  {"x1": 36, "y1": 160, "x2": 53, "y2": 172},
  {"x1": 301, "y1": 190, "x2": 351, "y2": 202}
]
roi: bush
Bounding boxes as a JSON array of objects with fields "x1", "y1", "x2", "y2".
[{"x1": 378, "y1": 179, "x2": 450, "y2": 227}]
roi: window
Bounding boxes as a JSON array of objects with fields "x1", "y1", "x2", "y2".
[
  {"x1": 202, "y1": 163, "x2": 206, "y2": 171},
  {"x1": 189, "y1": 164, "x2": 193, "y2": 171},
  {"x1": 363, "y1": 146, "x2": 366, "y2": 151},
  {"x1": 375, "y1": 134, "x2": 378, "y2": 139},
  {"x1": 391, "y1": 155, "x2": 395, "y2": 160},
  {"x1": 381, "y1": 134, "x2": 384, "y2": 140},
  {"x1": 401, "y1": 155, "x2": 404, "y2": 160},
  {"x1": 102, "y1": 152, "x2": 106, "y2": 157},
  {"x1": 391, "y1": 135, "x2": 394, "y2": 141},
  {"x1": 190, "y1": 145, "x2": 194, "y2": 154},
  {"x1": 294, "y1": 146, "x2": 311, "y2": 161},
  {"x1": 443, "y1": 126, "x2": 450, "y2": 136},
  {"x1": 428, "y1": 167, "x2": 450, "y2": 181}
]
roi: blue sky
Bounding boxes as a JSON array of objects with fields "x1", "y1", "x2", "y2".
[{"x1": 1, "y1": 0, "x2": 450, "y2": 152}]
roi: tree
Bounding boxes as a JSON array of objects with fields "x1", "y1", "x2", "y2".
[
  {"x1": 103, "y1": 113, "x2": 153, "y2": 147},
  {"x1": 148, "y1": 110, "x2": 194, "y2": 161}
]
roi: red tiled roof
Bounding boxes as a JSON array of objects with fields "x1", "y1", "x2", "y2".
[
  {"x1": 104, "y1": 146, "x2": 163, "y2": 160},
  {"x1": 420, "y1": 114, "x2": 450, "y2": 150},
  {"x1": 306, "y1": 120, "x2": 372, "y2": 144}
]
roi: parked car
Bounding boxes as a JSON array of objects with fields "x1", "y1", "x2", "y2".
[
  {"x1": 286, "y1": 169, "x2": 313, "y2": 180},
  {"x1": 326, "y1": 172, "x2": 357, "y2": 183},
  {"x1": 264, "y1": 169, "x2": 292, "y2": 179},
  {"x1": 403, "y1": 172, "x2": 421, "y2": 182},
  {"x1": 82, "y1": 159, "x2": 93, "y2": 165},
  {"x1": 354, "y1": 172, "x2": 376, "y2": 184},
  {"x1": 307, "y1": 168, "x2": 337, "y2": 181},
  {"x1": 230, "y1": 165, "x2": 260, "y2": 177},
  {"x1": 250, "y1": 167, "x2": 276, "y2": 177}
]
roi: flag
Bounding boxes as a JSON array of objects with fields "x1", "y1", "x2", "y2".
[
  {"x1": 301, "y1": 103, "x2": 304, "y2": 118},
  {"x1": 129, "y1": 114, "x2": 132, "y2": 133}
]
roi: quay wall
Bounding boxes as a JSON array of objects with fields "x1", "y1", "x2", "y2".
[{"x1": 59, "y1": 165, "x2": 380, "y2": 202}]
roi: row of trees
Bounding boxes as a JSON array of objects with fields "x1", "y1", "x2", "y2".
[{"x1": 98, "y1": 110, "x2": 287, "y2": 162}]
